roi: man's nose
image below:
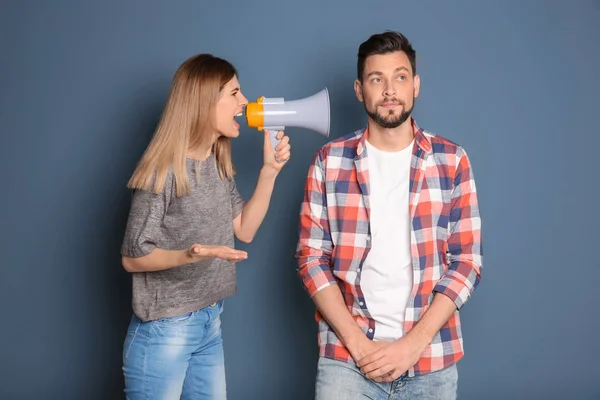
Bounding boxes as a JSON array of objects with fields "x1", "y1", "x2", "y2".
[{"x1": 383, "y1": 83, "x2": 396, "y2": 97}]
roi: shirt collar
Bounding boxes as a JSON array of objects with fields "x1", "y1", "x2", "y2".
[{"x1": 356, "y1": 117, "x2": 432, "y2": 157}]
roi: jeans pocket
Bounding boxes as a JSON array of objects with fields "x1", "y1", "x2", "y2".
[
  {"x1": 154, "y1": 311, "x2": 194, "y2": 325},
  {"x1": 123, "y1": 315, "x2": 141, "y2": 360}
]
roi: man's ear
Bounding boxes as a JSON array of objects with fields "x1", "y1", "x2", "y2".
[
  {"x1": 354, "y1": 79, "x2": 364, "y2": 102},
  {"x1": 413, "y1": 74, "x2": 421, "y2": 99}
]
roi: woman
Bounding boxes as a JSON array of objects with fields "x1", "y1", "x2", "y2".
[{"x1": 120, "y1": 53, "x2": 291, "y2": 399}]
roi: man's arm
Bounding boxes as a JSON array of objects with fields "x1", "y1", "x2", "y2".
[
  {"x1": 296, "y1": 152, "x2": 375, "y2": 359},
  {"x1": 432, "y1": 147, "x2": 483, "y2": 307},
  {"x1": 295, "y1": 151, "x2": 337, "y2": 294},
  {"x1": 358, "y1": 148, "x2": 483, "y2": 381},
  {"x1": 311, "y1": 286, "x2": 377, "y2": 359}
]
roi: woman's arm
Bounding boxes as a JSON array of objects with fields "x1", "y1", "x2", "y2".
[
  {"x1": 122, "y1": 244, "x2": 248, "y2": 273},
  {"x1": 233, "y1": 130, "x2": 291, "y2": 243}
]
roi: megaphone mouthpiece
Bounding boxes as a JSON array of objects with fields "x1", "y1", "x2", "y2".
[{"x1": 245, "y1": 88, "x2": 330, "y2": 153}]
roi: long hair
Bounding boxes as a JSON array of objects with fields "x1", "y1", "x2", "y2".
[{"x1": 127, "y1": 54, "x2": 238, "y2": 196}]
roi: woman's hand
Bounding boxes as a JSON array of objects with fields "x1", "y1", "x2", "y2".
[
  {"x1": 262, "y1": 129, "x2": 291, "y2": 176},
  {"x1": 188, "y1": 244, "x2": 248, "y2": 262}
]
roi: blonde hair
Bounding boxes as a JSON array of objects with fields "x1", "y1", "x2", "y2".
[{"x1": 127, "y1": 53, "x2": 238, "y2": 196}]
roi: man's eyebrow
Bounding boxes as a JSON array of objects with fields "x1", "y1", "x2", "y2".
[{"x1": 366, "y1": 66, "x2": 410, "y2": 77}]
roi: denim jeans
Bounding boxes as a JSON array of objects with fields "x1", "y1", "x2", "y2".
[
  {"x1": 122, "y1": 300, "x2": 226, "y2": 399},
  {"x1": 315, "y1": 356, "x2": 458, "y2": 400}
]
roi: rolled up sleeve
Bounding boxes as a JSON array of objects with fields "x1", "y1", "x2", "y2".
[{"x1": 434, "y1": 148, "x2": 483, "y2": 309}]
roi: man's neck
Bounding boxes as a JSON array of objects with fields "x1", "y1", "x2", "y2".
[{"x1": 366, "y1": 118, "x2": 414, "y2": 152}]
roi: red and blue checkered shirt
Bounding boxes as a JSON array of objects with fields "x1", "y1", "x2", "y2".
[{"x1": 295, "y1": 118, "x2": 483, "y2": 377}]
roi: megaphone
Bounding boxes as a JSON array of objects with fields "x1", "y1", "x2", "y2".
[{"x1": 245, "y1": 88, "x2": 330, "y2": 152}]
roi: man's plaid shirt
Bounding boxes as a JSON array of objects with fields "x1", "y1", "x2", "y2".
[{"x1": 295, "y1": 118, "x2": 483, "y2": 377}]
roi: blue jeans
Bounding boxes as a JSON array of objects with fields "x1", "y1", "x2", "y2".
[
  {"x1": 315, "y1": 357, "x2": 458, "y2": 400},
  {"x1": 122, "y1": 301, "x2": 226, "y2": 399}
]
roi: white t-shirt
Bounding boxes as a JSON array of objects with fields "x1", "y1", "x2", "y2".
[{"x1": 361, "y1": 139, "x2": 414, "y2": 342}]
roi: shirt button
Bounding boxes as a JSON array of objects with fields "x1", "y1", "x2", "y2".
[
  {"x1": 359, "y1": 301, "x2": 364, "y2": 306},
  {"x1": 368, "y1": 328, "x2": 373, "y2": 333}
]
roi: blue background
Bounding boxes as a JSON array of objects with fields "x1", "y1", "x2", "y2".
[{"x1": 1, "y1": 0, "x2": 598, "y2": 398}]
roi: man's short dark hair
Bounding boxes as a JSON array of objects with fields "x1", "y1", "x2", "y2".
[{"x1": 357, "y1": 31, "x2": 416, "y2": 82}]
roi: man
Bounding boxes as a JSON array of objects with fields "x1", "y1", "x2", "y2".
[{"x1": 295, "y1": 30, "x2": 483, "y2": 399}]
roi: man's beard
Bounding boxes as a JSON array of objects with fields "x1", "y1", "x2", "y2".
[{"x1": 365, "y1": 98, "x2": 414, "y2": 129}]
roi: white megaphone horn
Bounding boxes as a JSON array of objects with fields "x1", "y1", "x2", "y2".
[{"x1": 244, "y1": 88, "x2": 330, "y2": 153}]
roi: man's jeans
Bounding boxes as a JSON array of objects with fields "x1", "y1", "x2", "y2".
[
  {"x1": 315, "y1": 356, "x2": 458, "y2": 400},
  {"x1": 122, "y1": 300, "x2": 226, "y2": 400}
]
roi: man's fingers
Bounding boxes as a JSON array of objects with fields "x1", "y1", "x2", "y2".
[
  {"x1": 362, "y1": 362, "x2": 383, "y2": 375},
  {"x1": 379, "y1": 369, "x2": 398, "y2": 382},
  {"x1": 356, "y1": 348, "x2": 384, "y2": 368},
  {"x1": 373, "y1": 368, "x2": 401, "y2": 383},
  {"x1": 365, "y1": 364, "x2": 393, "y2": 380},
  {"x1": 360, "y1": 353, "x2": 388, "y2": 376}
]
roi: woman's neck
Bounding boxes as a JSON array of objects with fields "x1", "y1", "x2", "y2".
[
  {"x1": 186, "y1": 146, "x2": 211, "y2": 160},
  {"x1": 186, "y1": 135, "x2": 217, "y2": 160}
]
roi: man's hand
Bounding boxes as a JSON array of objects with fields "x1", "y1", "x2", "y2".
[
  {"x1": 347, "y1": 335, "x2": 387, "y2": 363},
  {"x1": 356, "y1": 335, "x2": 425, "y2": 383},
  {"x1": 356, "y1": 293, "x2": 458, "y2": 382}
]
